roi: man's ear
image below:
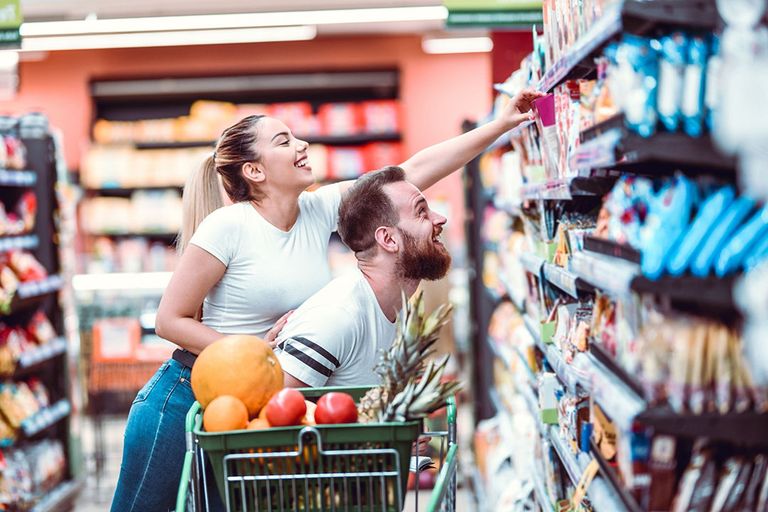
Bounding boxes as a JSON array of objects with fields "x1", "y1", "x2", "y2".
[
  {"x1": 242, "y1": 161, "x2": 266, "y2": 184},
  {"x1": 373, "y1": 226, "x2": 398, "y2": 254}
]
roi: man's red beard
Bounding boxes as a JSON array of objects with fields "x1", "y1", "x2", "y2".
[{"x1": 396, "y1": 230, "x2": 451, "y2": 281}]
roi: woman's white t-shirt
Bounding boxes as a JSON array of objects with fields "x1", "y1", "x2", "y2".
[{"x1": 189, "y1": 184, "x2": 342, "y2": 338}]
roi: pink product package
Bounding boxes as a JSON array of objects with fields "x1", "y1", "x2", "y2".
[{"x1": 534, "y1": 94, "x2": 557, "y2": 127}]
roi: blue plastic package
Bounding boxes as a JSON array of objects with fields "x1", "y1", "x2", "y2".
[
  {"x1": 640, "y1": 175, "x2": 697, "y2": 280},
  {"x1": 682, "y1": 36, "x2": 708, "y2": 137},
  {"x1": 691, "y1": 197, "x2": 756, "y2": 277},
  {"x1": 743, "y1": 233, "x2": 768, "y2": 271},
  {"x1": 705, "y1": 34, "x2": 721, "y2": 131},
  {"x1": 667, "y1": 185, "x2": 735, "y2": 276},
  {"x1": 715, "y1": 206, "x2": 768, "y2": 276},
  {"x1": 618, "y1": 35, "x2": 660, "y2": 138},
  {"x1": 658, "y1": 33, "x2": 689, "y2": 132}
]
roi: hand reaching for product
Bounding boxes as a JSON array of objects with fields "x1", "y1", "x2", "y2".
[
  {"x1": 500, "y1": 87, "x2": 546, "y2": 128},
  {"x1": 265, "y1": 310, "x2": 293, "y2": 347}
]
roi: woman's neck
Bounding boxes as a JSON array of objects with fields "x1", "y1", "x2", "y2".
[{"x1": 250, "y1": 192, "x2": 302, "y2": 232}]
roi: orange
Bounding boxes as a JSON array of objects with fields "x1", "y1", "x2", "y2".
[
  {"x1": 191, "y1": 335, "x2": 284, "y2": 417},
  {"x1": 247, "y1": 417, "x2": 270, "y2": 430},
  {"x1": 203, "y1": 395, "x2": 249, "y2": 432}
]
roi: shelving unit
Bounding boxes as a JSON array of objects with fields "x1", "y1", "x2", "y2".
[
  {"x1": 470, "y1": 1, "x2": 768, "y2": 510},
  {"x1": 0, "y1": 114, "x2": 80, "y2": 508}
]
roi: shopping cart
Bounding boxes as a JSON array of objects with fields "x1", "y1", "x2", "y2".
[{"x1": 175, "y1": 386, "x2": 457, "y2": 512}]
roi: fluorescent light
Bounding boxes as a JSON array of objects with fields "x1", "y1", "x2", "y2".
[
  {"x1": 21, "y1": 7, "x2": 448, "y2": 37},
  {"x1": 72, "y1": 272, "x2": 172, "y2": 292},
  {"x1": 0, "y1": 50, "x2": 19, "y2": 67},
  {"x1": 422, "y1": 36, "x2": 493, "y2": 54},
  {"x1": 22, "y1": 25, "x2": 317, "y2": 52}
]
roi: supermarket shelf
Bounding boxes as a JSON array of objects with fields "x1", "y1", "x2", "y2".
[
  {"x1": 31, "y1": 479, "x2": 82, "y2": 512},
  {"x1": 517, "y1": 372, "x2": 545, "y2": 436},
  {"x1": 520, "y1": 252, "x2": 545, "y2": 275},
  {"x1": 571, "y1": 250, "x2": 640, "y2": 298},
  {"x1": 588, "y1": 342, "x2": 645, "y2": 398},
  {"x1": 0, "y1": 233, "x2": 39, "y2": 253},
  {"x1": 523, "y1": 314, "x2": 545, "y2": 352},
  {"x1": 20, "y1": 399, "x2": 71, "y2": 438},
  {"x1": 538, "y1": 0, "x2": 722, "y2": 93},
  {"x1": 131, "y1": 132, "x2": 401, "y2": 150},
  {"x1": 0, "y1": 169, "x2": 36, "y2": 187},
  {"x1": 636, "y1": 408, "x2": 768, "y2": 449},
  {"x1": 512, "y1": 345, "x2": 537, "y2": 387},
  {"x1": 544, "y1": 344, "x2": 582, "y2": 394},
  {"x1": 531, "y1": 465, "x2": 553, "y2": 512},
  {"x1": 13, "y1": 337, "x2": 68, "y2": 377},
  {"x1": 521, "y1": 177, "x2": 614, "y2": 201},
  {"x1": 581, "y1": 352, "x2": 646, "y2": 430},
  {"x1": 631, "y1": 274, "x2": 737, "y2": 315},
  {"x1": 589, "y1": 439, "x2": 644, "y2": 512},
  {"x1": 15, "y1": 274, "x2": 63, "y2": 301},
  {"x1": 84, "y1": 185, "x2": 183, "y2": 196},
  {"x1": 543, "y1": 262, "x2": 594, "y2": 298},
  {"x1": 73, "y1": 271, "x2": 172, "y2": 292},
  {"x1": 583, "y1": 235, "x2": 640, "y2": 263},
  {"x1": 548, "y1": 427, "x2": 581, "y2": 484},
  {"x1": 85, "y1": 231, "x2": 177, "y2": 241},
  {"x1": 576, "y1": 114, "x2": 736, "y2": 174}
]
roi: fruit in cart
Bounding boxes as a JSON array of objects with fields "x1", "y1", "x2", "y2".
[
  {"x1": 247, "y1": 417, "x2": 270, "y2": 430},
  {"x1": 315, "y1": 392, "x2": 358, "y2": 424},
  {"x1": 191, "y1": 335, "x2": 283, "y2": 417},
  {"x1": 358, "y1": 290, "x2": 461, "y2": 423},
  {"x1": 202, "y1": 395, "x2": 249, "y2": 432},
  {"x1": 302, "y1": 400, "x2": 317, "y2": 426},
  {"x1": 265, "y1": 388, "x2": 306, "y2": 426}
]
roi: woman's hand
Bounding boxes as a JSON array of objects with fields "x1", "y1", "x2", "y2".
[
  {"x1": 498, "y1": 87, "x2": 547, "y2": 129},
  {"x1": 265, "y1": 311, "x2": 294, "y2": 348}
]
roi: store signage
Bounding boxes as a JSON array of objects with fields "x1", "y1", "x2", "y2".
[
  {"x1": 0, "y1": 0, "x2": 21, "y2": 48},
  {"x1": 444, "y1": 0, "x2": 543, "y2": 27}
]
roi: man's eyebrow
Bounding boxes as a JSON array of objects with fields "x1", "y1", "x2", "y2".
[
  {"x1": 412, "y1": 197, "x2": 427, "y2": 209},
  {"x1": 271, "y1": 131, "x2": 289, "y2": 142}
]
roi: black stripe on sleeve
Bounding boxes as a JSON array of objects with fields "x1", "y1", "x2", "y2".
[
  {"x1": 283, "y1": 343, "x2": 333, "y2": 377},
  {"x1": 291, "y1": 336, "x2": 341, "y2": 368}
]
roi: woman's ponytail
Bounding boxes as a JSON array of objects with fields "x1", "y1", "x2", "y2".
[{"x1": 177, "y1": 155, "x2": 225, "y2": 254}]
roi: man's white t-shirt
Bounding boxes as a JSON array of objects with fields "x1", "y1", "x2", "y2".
[
  {"x1": 189, "y1": 184, "x2": 341, "y2": 339},
  {"x1": 275, "y1": 269, "x2": 397, "y2": 387}
]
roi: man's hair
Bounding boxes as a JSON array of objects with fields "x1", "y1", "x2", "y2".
[{"x1": 338, "y1": 166, "x2": 406, "y2": 253}]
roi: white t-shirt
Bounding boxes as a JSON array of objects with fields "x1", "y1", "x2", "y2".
[
  {"x1": 275, "y1": 269, "x2": 397, "y2": 387},
  {"x1": 189, "y1": 184, "x2": 341, "y2": 338}
]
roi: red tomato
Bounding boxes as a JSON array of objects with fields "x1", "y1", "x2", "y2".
[
  {"x1": 315, "y1": 392, "x2": 358, "y2": 424},
  {"x1": 265, "y1": 388, "x2": 306, "y2": 427}
]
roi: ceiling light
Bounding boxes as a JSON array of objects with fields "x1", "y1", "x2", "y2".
[
  {"x1": 422, "y1": 36, "x2": 493, "y2": 54},
  {"x1": 20, "y1": 6, "x2": 448, "y2": 37},
  {"x1": 21, "y1": 25, "x2": 317, "y2": 52}
]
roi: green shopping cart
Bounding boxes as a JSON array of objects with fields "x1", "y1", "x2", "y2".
[{"x1": 176, "y1": 387, "x2": 457, "y2": 512}]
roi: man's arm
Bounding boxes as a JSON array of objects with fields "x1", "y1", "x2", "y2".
[{"x1": 283, "y1": 372, "x2": 310, "y2": 388}]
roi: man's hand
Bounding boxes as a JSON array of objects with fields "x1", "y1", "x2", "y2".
[
  {"x1": 265, "y1": 310, "x2": 293, "y2": 348},
  {"x1": 498, "y1": 87, "x2": 547, "y2": 130}
]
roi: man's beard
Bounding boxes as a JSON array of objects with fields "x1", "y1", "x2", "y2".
[{"x1": 396, "y1": 230, "x2": 451, "y2": 281}]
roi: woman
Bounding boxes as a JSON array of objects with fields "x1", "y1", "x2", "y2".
[{"x1": 110, "y1": 88, "x2": 542, "y2": 511}]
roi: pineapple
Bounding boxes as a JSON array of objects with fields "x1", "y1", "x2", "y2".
[{"x1": 358, "y1": 290, "x2": 462, "y2": 423}]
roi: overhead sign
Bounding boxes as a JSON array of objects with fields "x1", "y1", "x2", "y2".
[
  {"x1": 444, "y1": 0, "x2": 543, "y2": 28},
  {"x1": 0, "y1": 0, "x2": 21, "y2": 48}
]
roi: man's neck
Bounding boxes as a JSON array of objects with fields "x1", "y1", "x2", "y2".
[{"x1": 357, "y1": 260, "x2": 419, "y2": 322}]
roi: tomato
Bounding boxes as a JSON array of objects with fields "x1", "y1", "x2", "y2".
[
  {"x1": 265, "y1": 388, "x2": 306, "y2": 426},
  {"x1": 315, "y1": 392, "x2": 358, "y2": 424}
]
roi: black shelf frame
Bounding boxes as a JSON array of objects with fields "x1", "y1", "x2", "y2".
[
  {"x1": 583, "y1": 235, "x2": 640, "y2": 264},
  {"x1": 636, "y1": 408, "x2": 768, "y2": 449},
  {"x1": 589, "y1": 439, "x2": 645, "y2": 512}
]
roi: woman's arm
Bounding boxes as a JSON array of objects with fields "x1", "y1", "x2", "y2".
[
  {"x1": 335, "y1": 88, "x2": 544, "y2": 195},
  {"x1": 155, "y1": 245, "x2": 227, "y2": 354},
  {"x1": 399, "y1": 88, "x2": 544, "y2": 191}
]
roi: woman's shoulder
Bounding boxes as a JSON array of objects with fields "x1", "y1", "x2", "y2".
[
  {"x1": 299, "y1": 183, "x2": 341, "y2": 206},
  {"x1": 200, "y1": 202, "x2": 250, "y2": 225}
]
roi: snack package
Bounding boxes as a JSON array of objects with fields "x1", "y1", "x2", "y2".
[
  {"x1": 658, "y1": 33, "x2": 689, "y2": 132},
  {"x1": 640, "y1": 174, "x2": 697, "y2": 280},
  {"x1": 682, "y1": 35, "x2": 709, "y2": 137},
  {"x1": 613, "y1": 35, "x2": 659, "y2": 137},
  {"x1": 27, "y1": 312, "x2": 56, "y2": 345},
  {"x1": 667, "y1": 185, "x2": 735, "y2": 276},
  {"x1": 644, "y1": 435, "x2": 678, "y2": 511},
  {"x1": 7, "y1": 251, "x2": 47, "y2": 283},
  {"x1": 714, "y1": 205, "x2": 768, "y2": 276},
  {"x1": 743, "y1": 232, "x2": 768, "y2": 271},
  {"x1": 705, "y1": 34, "x2": 722, "y2": 131},
  {"x1": 690, "y1": 197, "x2": 755, "y2": 277}
]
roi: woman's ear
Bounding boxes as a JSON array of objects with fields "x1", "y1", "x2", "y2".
[
  {"x1": 242, "y1": 161, "x2": 266, "y2": 184},
  {"x1": 373, "y1": 226, "x2": 398, "y2": 254}
]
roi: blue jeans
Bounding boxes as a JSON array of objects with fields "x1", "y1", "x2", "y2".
[{"x1": 111, "y1": 359, "x2": 224, "y2": 512}]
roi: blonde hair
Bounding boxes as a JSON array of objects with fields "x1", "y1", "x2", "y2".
[{"x1": 177, "y1": 155, "x2": 225, "y2": 254}]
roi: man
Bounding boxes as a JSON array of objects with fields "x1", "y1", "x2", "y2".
[{"x1": 274, "y1": 166, "x2": 451, "y2": 387}]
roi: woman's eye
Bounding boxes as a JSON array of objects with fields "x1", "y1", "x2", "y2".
[{"x1": 280, "y1": 140, "x2": 290, "y2": 146}]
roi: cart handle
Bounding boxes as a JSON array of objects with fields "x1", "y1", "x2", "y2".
[
  {"x1": 425, "y1": 444, "x2": 458, "y2": 512},
  {"x1": 176, "y1": 402, "x2": 202, "y2": 512},
  {"x1": 446, "y1": 395, "x2": 456, "y2": 425}
]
